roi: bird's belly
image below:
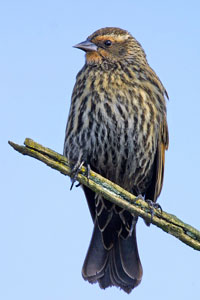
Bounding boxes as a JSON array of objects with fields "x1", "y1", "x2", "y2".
[
  {"x1": 64, "y1": 95, "x2": 159, "y2": 195},
  {"x1": 88, "y1": 116, "x2": 156, "y2": 194}
]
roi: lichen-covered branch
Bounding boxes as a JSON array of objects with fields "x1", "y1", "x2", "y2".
[{"x1": 8, "y1": 138, "x2": 200, "y2": 251}]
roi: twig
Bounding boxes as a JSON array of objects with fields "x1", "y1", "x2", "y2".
[{"x1": 8, "y1": 138, "x2": 200, "y2": 251}]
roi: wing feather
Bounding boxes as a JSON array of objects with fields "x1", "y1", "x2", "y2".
[{"x1": 146, "y1": 116, "x2": 169, "y2": 202}]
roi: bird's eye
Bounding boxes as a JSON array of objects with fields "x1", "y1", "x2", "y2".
[{"x1": 104, "y1": 40, "x2": 112, "y2": 47}]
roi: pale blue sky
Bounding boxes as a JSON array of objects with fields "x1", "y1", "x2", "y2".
[{"x1": 1, "y1": 1, "x2": 200, "y2": 299}]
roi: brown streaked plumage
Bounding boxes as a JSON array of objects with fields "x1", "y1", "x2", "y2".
[{"x1": 64, "y1": 27, "x2": 169, "y2": 293}]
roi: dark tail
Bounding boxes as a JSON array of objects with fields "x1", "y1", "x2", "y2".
[{"x1": 82, "y1": 221, "x2": 143, "y2": 294}]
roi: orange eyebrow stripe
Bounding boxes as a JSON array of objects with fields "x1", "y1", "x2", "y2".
[
  {"x1": 92, "y1": 34, "x2": 129, "y2": 43},
  {"x1": 93, "y1": 36, "x2": 116, "y2": 42}
]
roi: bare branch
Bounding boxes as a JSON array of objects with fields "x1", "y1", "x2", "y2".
[{"x1": 8, "y1": 138, "x2": 200, "y2": 251}]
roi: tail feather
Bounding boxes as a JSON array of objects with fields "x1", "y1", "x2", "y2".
[
  {"x1": 82, "y1": 221, "x2": 142, "y2": 293},
  {"x1": 82, "y1": 222, "x2": 108, "y2": 282},
  {"x1": 119, "y1": 230, "x2": 142, "y2": 280}
]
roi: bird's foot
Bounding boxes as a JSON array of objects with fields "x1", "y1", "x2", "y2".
[
  {"x1": 70, "y1": 161, "x2": 84, "y2": 190},
  {"x1": 70, "y1": 161, "x2": 90, "y2": 190},
  {"x1": 134, "y1": 195, "x2": 162, "y2": 223},
  {"x1": 145, "y1": 199, "x2": 162, "y2": 223},
  {"x1": 134, "y1": 194, "x2": 145, "y2": 201}
]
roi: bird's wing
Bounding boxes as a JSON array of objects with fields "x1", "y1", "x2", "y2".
[{"x1": 146, "y1": 116, "x2": 169, "y2": 202}]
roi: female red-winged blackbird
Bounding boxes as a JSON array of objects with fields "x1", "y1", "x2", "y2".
[{"x1": 64, "y1": 27, "x2": 169, "y2": 293}]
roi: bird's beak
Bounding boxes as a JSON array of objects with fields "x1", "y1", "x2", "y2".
[{"x1": 73, "y1": 40, "x2": 98, "y2": 52}]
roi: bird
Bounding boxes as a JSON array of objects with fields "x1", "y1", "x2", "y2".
[{"x1": 63, "y1": 27, "x2": 169, "y2": 293}]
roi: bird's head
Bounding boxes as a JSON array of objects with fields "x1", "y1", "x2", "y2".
[{"x1": 74, "y1": 27, "x2": 147, "y2": 66}]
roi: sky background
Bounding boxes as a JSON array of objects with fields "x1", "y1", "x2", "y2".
[{"x1": 1, "y1": 0, "x2": 200, "y2": 299}]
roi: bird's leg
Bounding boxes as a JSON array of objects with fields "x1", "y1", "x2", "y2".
[
  {"x1": 70, "y1": 160, "x2": 84, "y2": 190},
  {"x1": 145, "y1": 199, "x2": 162, "y2": 223},
  {"x1": 75, "y1": 164, "x2": 91, "y2": 187},
  {"x1": 145, "y1": 200, "x2": 162, "y2": 213},
  {"x1": 70, "y1": 160, "x2": 91, "y2": 190},
  {"x1": 134, "y1": 194, "x2": 144, "y2": 201},
  {"x1": 86, "y1": 164, "x2": 91, "y2": 180},
  {"x1": 134, "y1": 194, "x2": 162, "y2": 223}
]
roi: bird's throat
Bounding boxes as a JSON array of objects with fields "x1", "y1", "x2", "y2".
[{"x1": 86, "y1": 51, "x2": 103, "y2": 64}]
